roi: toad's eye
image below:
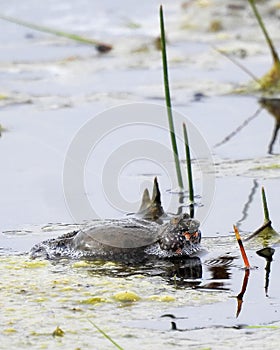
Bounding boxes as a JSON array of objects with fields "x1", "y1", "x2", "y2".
[{"x1": 183, "y1": 230, "x2": 201, "y2": 244}]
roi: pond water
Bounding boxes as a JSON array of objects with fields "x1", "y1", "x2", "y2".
[{"x1": 1, "y1": 0, "x2": 280, "y2": 349}]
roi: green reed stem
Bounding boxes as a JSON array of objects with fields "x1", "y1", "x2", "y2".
[
  {"x1": 0, "y1": 14, "x2": 111, "y2": 52},
  {"x1": 183, "y1": 123, "x2": 194, "y2": 217},
  {"x1": 160, "y1": 5, "x2": 183, "y2": 189},
  {"x1": 89, "y1": 321, "x2": 124, "y2": 350},
  {"x1": 261, "y1": 187, "x2": 270, "y2": 222},
  {"x1": 248, "y1": 0, "x2": 280, "y2": 64}
]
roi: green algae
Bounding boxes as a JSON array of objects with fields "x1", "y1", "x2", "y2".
[
  {"x1": 2, "y1": 328, "x2": 17, "y2": 334},
  {"x1": 113, "y1": 291, "x2": 141, "y2": 302},
  {"x1": 80, "y1": 297, "x2": 107, "y2": 305},
  {"x1": 147, "y1": 295, "x2": 175, "y2": 302},
  {"x1": 72, "y1": 261, "x2": 92, "y2": 268},
  {"x1": 245, "y1": 325, "x2": 279, "y2": 329},
  {"x1": 252, "y1": 164, "x2": 280, "y2": 171},
  {"x1": 1, "y1": 248, "x2": 279, "y2": 349},
  {"x1": 52, "y1": 326, "x2": 65, "y2": 338},
  {"x1": 22, "y1": 260, "x2": 49, "y2": 269}
]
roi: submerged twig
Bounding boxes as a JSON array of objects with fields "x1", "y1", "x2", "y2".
[
  {"x1": 183, "y1": 123, "x2": 194, "y2": 217},
  {"x1": 0, "y1": 14, "x2": 112, "y2": 53},
  {"x1": 160, "y1": 5, "x2": 183, "y2": 189},
  {"x1": 233, "y1": 225, "x2": 250, "y2": 269},
  {"x1": 213, "y1": 46, "x2": 261, "y2": 85}
]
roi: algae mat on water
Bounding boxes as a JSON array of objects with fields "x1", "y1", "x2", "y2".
[
  {"x1": 1, "y1": 247, "x2": 280, "y2": 350},
  {"x1": 0, "y1": 254, "x2": 225, "y2": 349}
]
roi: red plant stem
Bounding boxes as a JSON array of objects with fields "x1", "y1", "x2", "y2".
[{"x1": 234, "y1": 225, "x2": 250, "y2": 269}]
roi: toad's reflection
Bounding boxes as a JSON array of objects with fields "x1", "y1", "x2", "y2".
[
  {"x1": 85, "y1": 257, "x2": 203, "y2": 286},
  {"x1": 199, "y1": 255, "x2": 236, "y2": 291},
  {"x1": 207, "y1": 256, "x2": 234, "y2": 280},
  {"x1": 165, "y1": 257, "x2": 202, "y2": 287},
  {"x1": 259, "y1": 97, "x2": 280, "y2": 154}
]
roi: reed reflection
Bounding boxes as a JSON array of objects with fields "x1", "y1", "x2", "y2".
[
  {"x1": 214, "y1": 97, "x2": 280, "y2": 154},
  {"x1": 259, "y1": 97, "x2": 280, "y2": 154},
  {"x1": 256, "y1": 246, "x2": 275, "y2": 297},
  {"x1": 236, "y1": 268, "x2": 250, "y2": 318}
]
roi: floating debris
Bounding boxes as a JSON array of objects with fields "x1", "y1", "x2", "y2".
[{"x1": 0, "y1": 14, "x2": 112, "y2": 53}]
